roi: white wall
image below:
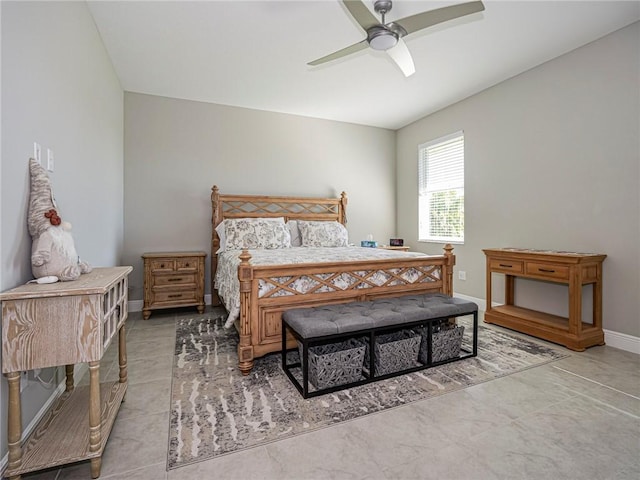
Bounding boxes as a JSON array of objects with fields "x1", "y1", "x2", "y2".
[
  {"x1": 0, "y1": 0, "x2": 124, "y2": 461},
  {"x1": 397, "y1": 22, "x2": 640, "y2": 338},
  {"x1": 123, "y1": 93, "x2": 396, "y2": 301}
]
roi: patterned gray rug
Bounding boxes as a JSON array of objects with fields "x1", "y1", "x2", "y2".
[{"x1": 167, "y1": 314, "x2": 568, "y2": 470}]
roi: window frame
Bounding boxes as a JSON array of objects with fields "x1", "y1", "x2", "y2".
[{"x1": 418, "y1": 131, "x2": 465, "y2": 245}]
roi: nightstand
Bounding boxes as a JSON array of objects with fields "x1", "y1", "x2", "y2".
[{"x1": 142, "y1": 251, "x2": 206, "y2": 319}]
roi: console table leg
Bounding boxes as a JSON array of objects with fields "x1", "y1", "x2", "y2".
[
  {"x1": 118, "y1": 326, "x2": 128, "y2": 385},
  {"x1": 6, "y1": 372, "x2": 23, "y2": 474},
  {"x1": 65, "y1": 364, "x2": 75, "y2": 392},
  {"x1": 88, "y1": 361, "x2": 101, "y2": 476},
  {"x1": 90, "y1": 457, "x2": 102, "y2": 479},
  {"x1": 505, "y1": 275, "x2": 515, "y2": 305}
]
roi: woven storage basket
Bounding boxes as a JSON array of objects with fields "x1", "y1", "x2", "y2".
[
  {"x1": 364, "y1": 329, "x2": 421, "y2": 376},
  {"x1": 418, "y1": 324, "x2": 465, "y2": 364},
  {"x1": 298, "y1": 338, "x2": 365, "y2": 390}
]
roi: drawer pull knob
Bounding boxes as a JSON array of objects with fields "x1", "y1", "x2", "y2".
[
  {"x1": 168, "y1": 294, "x2": 182, "y2": 298},
  {"x1": 499, "y1": 264, "x2": 512, "y2": 268},
  {"x1": 186, "y1": 263, "x2": 190, "y2": 267},
  {"x1": 168, "y1": 278, "x2": 183, "y2": 282},
  {"x1": 160, "y1": 264, "x2": 165, "y2": 268},
  {"x1": 539, "y1": 268, "x2": 555, "y2": 273}
]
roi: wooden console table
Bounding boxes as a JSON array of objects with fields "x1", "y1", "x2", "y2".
[
  {"x1": 0, "y1": 267, "x2": 132, "y2": 479},
  {"x1": 483, "y1": 248, "x2": 606, "y2": 351}
]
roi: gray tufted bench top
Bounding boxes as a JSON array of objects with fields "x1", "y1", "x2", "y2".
[{"x1": 282, "y1": 293, "x2": 478, "y2": 339}]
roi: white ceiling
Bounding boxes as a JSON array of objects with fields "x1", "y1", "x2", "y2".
[{"x1": 87, "y1": 0, "x2": 640, "y2": 130}]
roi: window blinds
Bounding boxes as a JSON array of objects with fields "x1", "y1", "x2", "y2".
[{"x1": 418, "y1": 132, "x2": 464, "y2": 243}]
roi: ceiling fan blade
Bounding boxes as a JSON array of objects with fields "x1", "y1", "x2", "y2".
[
  {"x1": 386, "y1": 38, "x2": 415, "y2": 77},
  {"x1": 341, "y1": 0, "x2": 380, "y2": 31},
  {"x1": 393, "y1": 0, "x2": 485, "y2": 36},
  {"x1": 308, "y1": 39, "x2": 369, "y2": 66}
]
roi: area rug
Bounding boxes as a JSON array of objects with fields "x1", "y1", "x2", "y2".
[{"x1": 167, "y1": 314, "x2": 568, "y2": 470}]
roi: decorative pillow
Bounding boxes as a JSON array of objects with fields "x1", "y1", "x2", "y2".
[
  {"x1": 215, "y1": 221, "x2": 227, "y2": 253},
  {"x1": 223, "y1": 217, "x2": 291, "y2": 250},
  {"x1": 298, "y1": 220, "x2": 349, "y2": 247},
  {"x1": 287, "y1": 220, "x2": 302, "y2": 247}
]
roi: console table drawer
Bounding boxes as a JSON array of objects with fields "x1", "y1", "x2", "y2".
[
  {"x1": 525, "y1": 262, "x2": 569, "y2": 281},
  {"x1": 489, "y1": 259, "x2": 523, "y2": 274}
]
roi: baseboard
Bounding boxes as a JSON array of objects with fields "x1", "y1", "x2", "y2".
[
  {"x1": 129, "y1": 298, "x2": 143, "y2": 312},
  {"x1": 453, "y1": 292, "x2": 639, "y2": 355},
  {"x1": 453, "y1": 292, "x2": 486, "y2": 312},
  {"x1": 603, "y1": 329, "x2": 640, "y2": 354}
]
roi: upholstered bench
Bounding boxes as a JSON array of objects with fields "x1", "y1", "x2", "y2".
[{"x1": 281, "y1": 293, "x2": 478, "y2": 398}]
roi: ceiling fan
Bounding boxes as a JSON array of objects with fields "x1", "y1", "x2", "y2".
[{"x1": 308, "y1": 0, "x2": 485, "y2": 77}]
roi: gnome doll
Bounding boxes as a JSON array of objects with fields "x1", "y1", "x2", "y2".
[{"x1": 28, "y1": 158, "x2": 92, "y2": 281}]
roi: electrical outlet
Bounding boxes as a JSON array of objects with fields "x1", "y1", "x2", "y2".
[
  {"x1": 458, "y1": 271, "x2": 467, "y2": 281},
  {"x1": 33, "y1": 142, "x2": 42, "y2": 164},
  {"x1": 46, "y1": 148, "x2": 54, "y2": 172}
]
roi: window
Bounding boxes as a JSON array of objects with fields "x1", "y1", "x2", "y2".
[{"x1": 418, "y1": 131, "x2": 464, "y2": 243}]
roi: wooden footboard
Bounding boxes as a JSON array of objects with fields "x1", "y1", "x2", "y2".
[{"x1": 235, "y1": 245, "x2": 455, "y2": 375}]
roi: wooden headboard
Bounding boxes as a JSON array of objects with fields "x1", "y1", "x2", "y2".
[{"x1": 210, "y1": 185, "x2": 348, "y2": 301}]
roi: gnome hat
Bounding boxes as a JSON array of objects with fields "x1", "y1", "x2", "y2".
[{"x1": 28, "y1": 158, "x2": 60, "y2": 237}]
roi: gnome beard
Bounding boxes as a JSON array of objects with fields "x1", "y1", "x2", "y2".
[
  {"x1": 27, "y1": 158, "x2": 92, "y2": 281},
  {"x1": 31, "y1": 221, "x2": 91, "y2": 281}
]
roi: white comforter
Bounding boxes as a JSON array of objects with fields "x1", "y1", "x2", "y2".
[{"x1": 215, "y1": 247, "x2": 434, "y2": 328}]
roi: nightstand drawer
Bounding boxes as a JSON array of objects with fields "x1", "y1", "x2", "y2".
[
  {"x1": 525, "y1": 262, "x2": 569, "y2": 281},
  {"x1": 153, "y1": 289, "x2": 198, "y2": 304},
  {"x1": 176, "y1": 258, "x2": 199, "y2": 272},
  {"x1": 153, "y1": 273, "x2": 196, "y2": 287},
  {"x1": 489, "y1": 259, "x2": 523, "y2": 274},
  {"x1": 150, "y1": 259, "x2": 175, "y2": 273}
]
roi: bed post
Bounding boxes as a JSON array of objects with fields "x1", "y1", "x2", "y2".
[
  {"x1": 443, "y1": 244, "x2": 455, "y2": 296},
  {"x1": 211, "y1": 185, "x2": 222, "y2": 306},
  {"x1": 237, "y1": 249, "x2": 255, "y2": 375},
  {"x1": 339, "y1": 191, "x2": 348, "y2": 225}
]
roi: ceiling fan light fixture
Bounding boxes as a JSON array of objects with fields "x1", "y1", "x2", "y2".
[{"x1": 367, "y1": 27, "x2": 398, "y2": 51}]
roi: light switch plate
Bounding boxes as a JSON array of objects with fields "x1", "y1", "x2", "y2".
[
  {"x1": 47, "y1": 149, "x2": 54, "y2": 172},
  {"x1": 33, "y1": 142, "x2": 41, "y2": 164}
]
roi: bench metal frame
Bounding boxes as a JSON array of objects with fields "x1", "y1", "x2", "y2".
[{"x1": 282, "y1": 312, "x2": 478, "y2": 398}]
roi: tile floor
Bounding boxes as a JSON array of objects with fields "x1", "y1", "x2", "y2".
[{"x1": 19, "y1": 307, "x2": 640, "y2": 480}]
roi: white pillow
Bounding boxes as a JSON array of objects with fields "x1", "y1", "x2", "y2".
[
  {"x1": 215, "y1": 221, "x2": 227, "y2": 254},
  {"x1": 222, "y1": 217, "x2": 291, "y2": 250},
  {"x1": 287, "y1": 220, "x2": 302, "y2": 247},
  {"x1": 298, "y1": 220, "x2": 349, "y2": 247}
]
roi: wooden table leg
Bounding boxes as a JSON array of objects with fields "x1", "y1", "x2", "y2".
[
  {"x1": 65, "y1": 364, "x2": 75, "y2": 392},
  {"x1": 6, "y1": 371, "x2": 23, "y2": 477},
  {"x1": 88, "y1": 361, "x2": 102, "y2": 478},
  {"x1": 118, "y1": 326, "x2": 128, "y2": 385}
]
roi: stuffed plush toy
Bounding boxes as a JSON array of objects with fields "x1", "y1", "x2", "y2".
[{"x1": 28, "y1": 158, "x2": 92, "y2": 281}]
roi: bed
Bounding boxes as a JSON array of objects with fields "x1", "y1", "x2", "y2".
[{"x1": 211, "y1": 185, "x2": 456, "y2": 375}]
